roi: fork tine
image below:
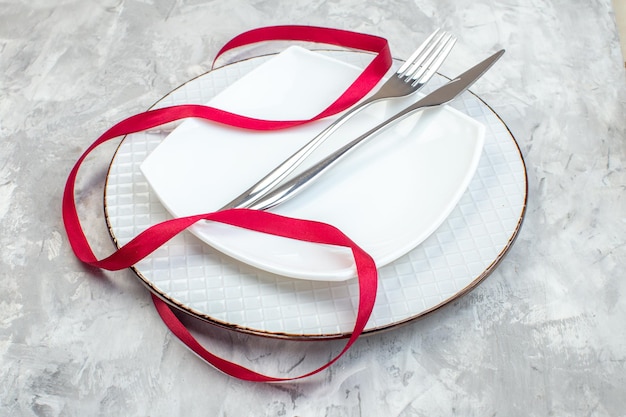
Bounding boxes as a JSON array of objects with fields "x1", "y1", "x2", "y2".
[
  {"x1": 403, "y1": 32, "x2": 455, "y2": 82},
  {"x1": 407, "y1": 33, "x2": 456, "y2": 86},
  {"x1": 396, "y1": 29, "x2": 441, "y2": 75},
  {"x1": 403, "y1": 31, "x2": 448, "y2": 75},
  {"x1": 411, "y1": 34, "x2": 456, "y2": 86}
]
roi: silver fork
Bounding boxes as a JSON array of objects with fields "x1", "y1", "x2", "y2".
[
  {"x1": 221, "y1": 29, "x2": 457, "y2": 210},
  {"x1": 242, "y1": 49, "x2": 505, "y2": 211}
]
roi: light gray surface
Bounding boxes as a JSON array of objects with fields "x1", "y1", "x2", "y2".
[{"x1": 1, "y1": 0, "x2": 625, "y2": 416}]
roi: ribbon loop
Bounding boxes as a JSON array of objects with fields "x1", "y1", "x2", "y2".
[{"x1": 63, "y1": 26, "x2": 390, "y2": 381}]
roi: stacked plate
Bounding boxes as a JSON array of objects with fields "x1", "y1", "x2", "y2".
[{"x1": 104, "y1": 47, "x2": 527, "y2": 338}]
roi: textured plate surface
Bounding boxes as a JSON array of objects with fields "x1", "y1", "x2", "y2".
[{"x1": 104, "y1": 50, "x2": 527, "y2": 338}]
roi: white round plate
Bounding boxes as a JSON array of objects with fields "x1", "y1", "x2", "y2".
[{"x1": 104, "y1": 50, "x2": 527, "y2": 339}]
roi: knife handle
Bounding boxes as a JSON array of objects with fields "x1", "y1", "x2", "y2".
[{"x1": 245, "y1": 102, "x2": 431, "y2": 211}]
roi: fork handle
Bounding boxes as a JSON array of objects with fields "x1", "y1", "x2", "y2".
[{"x1": 220, "y1": 95, "x2": 378, "y2": 210}]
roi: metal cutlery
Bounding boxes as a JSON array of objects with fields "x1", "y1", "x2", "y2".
[{"x1": 241, "y1": 49, "x2": 505, "y2": 211}]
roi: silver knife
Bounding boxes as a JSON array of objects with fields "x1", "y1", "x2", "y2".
[{"x1": 225, "y1": 49, "x2": 505, "y2": 211}]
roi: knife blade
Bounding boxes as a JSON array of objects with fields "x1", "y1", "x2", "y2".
[{"x1": 232, "y1": 49, "x2": 505, "y2": 211}]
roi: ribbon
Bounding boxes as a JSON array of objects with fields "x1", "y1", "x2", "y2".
[{"x1": 62, "y1": 25, "x2": 391, "y2": 381}]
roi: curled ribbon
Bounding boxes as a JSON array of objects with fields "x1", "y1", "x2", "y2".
[{"x1": 62, "y1": 25, "x2": 392, "y2": 381}]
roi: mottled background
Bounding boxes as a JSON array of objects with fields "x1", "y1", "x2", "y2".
[{"x1": 1, "y1": 0, "x2": 625, "y2": 416}]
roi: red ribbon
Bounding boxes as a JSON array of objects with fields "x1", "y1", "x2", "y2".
[{"x1": 62, "y1": 25, "x2": 391, "y2": 381}]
